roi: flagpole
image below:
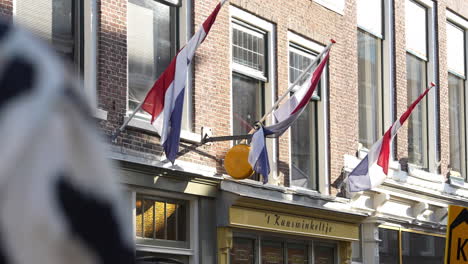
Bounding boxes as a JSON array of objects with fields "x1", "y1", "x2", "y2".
[
  {"x1": 343, "y1": 82, "x2": 436, "y2": 192},
  {"x1": 111, "y1": 100, "x2": 145, "y2": 142},
  {"x1": 247, "y1": 40, "x2": 335, "y2": 134}
]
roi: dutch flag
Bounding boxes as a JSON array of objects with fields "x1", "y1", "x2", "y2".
[
  {"x1": 347, "y1": 83, "x2": 436, "y2": 192},
  {"x1": 140, "y1": 0, "x2": 227, "y2": 163},
  {"x1": 248, "y1": 46, "x2": 331, "y2": 183}
]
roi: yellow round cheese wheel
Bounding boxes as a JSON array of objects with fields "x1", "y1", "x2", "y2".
[{"x1": 224, "y1": 144, "x2": 254, "y2": 180}]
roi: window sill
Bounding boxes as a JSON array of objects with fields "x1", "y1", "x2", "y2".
[
  {"x1": 125, "y1": 117, "x2": 201, "y2": 144},
  {"x1": 289, "y1": 186, "x2": 320, "y2": 196},
  {"x1": 136, "y1": 244, "x2": 194, "y2": 256},
  {"x1": 407, "y1": 165, "x2": 443, "y2": 183},
  {"x1": 448, "y1": 171, "x2": 468, "y2": 188},
  {"x1": 353, "y1": 149, "x2": 400, "y2": 170},
  {"x1": 93, "y1": 108, "x2": 108, "y2": 120}
]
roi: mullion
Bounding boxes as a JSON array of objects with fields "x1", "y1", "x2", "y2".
[
  {"x1": 164, "y1": 202, "x2": 168, "y2": 240},
  {"x1": 141, "y1": 199, "x2": 145, "y2": 238},
  {"x1": 152, "y1": 201, "x2": 156, "y2": 239}
]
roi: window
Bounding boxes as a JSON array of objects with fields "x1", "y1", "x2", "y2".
[
  {"x1": 405, "y1": 0, "x2": 429, "y2": 169},
  {"x1": 401, "y1": 231, "x2": 445, "y2": 262},
  {"x1": 128, "y1": 189, "x2": 198, "y2": 264},
  {"x1": 447, "y1": 19, "x2": 467, "y2": 181},
  {"x1": 231, "y1": 21, "x2": 267, "y2": 136},
  {"x1": 128, "y1": 0, "x2": 178, "y2": 116},
  {"x1": 379, "y1": 227, "x2": 445, "y2": 263},
  {"x1": 406, "y1": 54, "x2": 428, "y2": 168},
  {"x1": 15, "y1": 0, "x2": 83, "y2": 70},
  {"x1": 288, "y1": 33, "x2": 328, "y2": 193},
  {"x1": 135, "y1": 195, "x2": 188, "y2": 248},
  {"x1": 230, "y1": 7, "x2": 275, "y2": 182},
  {"x1": 357, "y1": 31, "x2": 383, "y2": 149},
  {"x1": 261, "y1": 240, "x2": 283, "y2": 263},
  {"x1": 230, "y1": 237, "x2": 255, "y2": 263},
  {"x1": 128, "y1": 0, "x2": 190, "y2": 129},
  {"x1": 379, "y1": 228, "x2": 399, "y2": 264},
  {"x1": 357, "y1": 0, "x2": 384, "y2": 149},
  {"x1": 289, "y1": 44, "x2": 319, "y2": 190},
  {"x1": 230, "y1": 233, "x2": 336, "y2": 264}
]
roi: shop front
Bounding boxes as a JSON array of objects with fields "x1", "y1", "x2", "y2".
[
  {"x1": 116, "y1": 159, "x2": 222, "y2": 264},
  {"x1": 217, "y1": 181, "x2": 367, "y2": 264}
]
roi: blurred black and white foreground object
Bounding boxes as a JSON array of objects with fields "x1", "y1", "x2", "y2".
[{"x1": 0, "y1": 20, "x2": 134, "y2": 263}]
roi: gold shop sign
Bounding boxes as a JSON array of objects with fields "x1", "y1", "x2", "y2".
[{"x1": 229, "y1": 207, "x2": 359, "y2": 241}]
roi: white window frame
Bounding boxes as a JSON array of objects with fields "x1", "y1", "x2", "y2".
[
  {"x1": 287, "y1": 32, "x2": 329, "y2": 194},
  {"x1": 125, "y1": 187, "x2": 200, "y2": 264},
  {"x1": 229, "y1": 6, "x2": 277, "y2": 182},
  {"x1": 446, "y1": 10, "x2": 468, "y2": 182},
  {"x1": 405, "y1": 0, "x2": 438, "y2": 173},
  {"x1": 12, "y1": 0, "x2": 106, "y2": 120},
  {"x1": 125, "y1": 0, "x2": 200, "y2": 142}
]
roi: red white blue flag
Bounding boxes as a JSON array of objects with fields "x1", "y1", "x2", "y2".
[
  {"x1": 248, "y1": 47, "x2": 331, "y2": 183},
  {"x1": 348, "y1": 83, "x2": 436, "y2": 192},
  {"x1": 141, "y1": 0, "x2": 227, "y2": 163}
]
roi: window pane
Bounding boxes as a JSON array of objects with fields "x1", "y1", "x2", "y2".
[
  {"x1": 230, "y1": 237, "x2": 255, "y2": 264},
  {"x1": 405, "y1": 0, "x2": 427, "y2": 57},
  {"x1": 166, "y1": 203, "x2": 177, "y2": 240},
  {"x1": 287, "y1": 243, "x2": 308, "y2": 264},
  {"x1": 313, "y1": 245, "x2": 335, "y2": 264},
  {"x1": 357, "y1": 0, "x2": 383, "y2": 36},
  {"x1": 177, "y1": 203, "x2": 186, "y2": 241},
  {"x1": 128, "y1": 0, "x2": 176, "y2": 113},
  {"x1": 143, "y1": 200, "x2": 155, "y2": 238},
  {"x1": 261, "y1": 240, "x2": 284, "y2": 264},
  {"x1": 16, "y1": 0, "x2": 76, "y2": 61},
  {"x1": 136, "y1": 198, "x2": 143, "y2": 237},
  {"x1": 448, "y1": 74, "x2": 466, "y2": 175},
  {"x1": 401, "y1": 232, "x2": 445, "y2": 263},
  {"x1": 291, "y1": 103, "x2": 318, "y2": 190},
  {"x1": 288, "y1": 47, "x2": 315, "y2": 87},
  {"x1": 358, "y1": 30, "x2": 382, "y2": 148},
  {"x1": 232, "y1": 25, "x2": 266, "y2": 73},
  {"x1": 289, "y1": 45, "x2": 319, "y2": 190},
  {"x1": 52, "y1": 0, "x2": 74, "y2": 60},
  {"x1": 232, "y1": 73, "x2": 263, "y2": 135},
  {"x1": 135, "y1": 197, "x2": 187, "y2": 242},
  {"x1": 155, "y1": 201, "x2": 165, "y2": 239},
  {"x1": 447, "y1": 22, "x2": 466, "y2": 77},
  {"x1": 379, "y1": 228, "x2": 399, "y2": 264},
  {"x1": 406, "y1": 53, "x2": 428, "y2": 168}
]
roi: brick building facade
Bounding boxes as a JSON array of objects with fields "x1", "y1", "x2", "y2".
[{"x1": 1, "y1": 0, "x2": 468, "y2": 263}]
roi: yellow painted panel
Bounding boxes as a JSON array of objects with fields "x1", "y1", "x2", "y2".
[
  {"x1": 229, "y1": 207, "x2": 359, "y2": 241},
  {"x1": 445, "y1": 205, "x2": 468, "y2": 264}
]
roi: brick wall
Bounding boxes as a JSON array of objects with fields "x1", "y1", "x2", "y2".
[
  {"x1": 92, "y1": 0, "x2": 360, "y2": 194},
  {"x1": 438, "y1": 0, "x2": 450, "y2": 178},
  {"x1": 0, "y1": 0, "x2": 12, "y2": 20},
  {"x1": 394, "y1": 0, "x2": 409, "y2": 166},
  {"x1": 191, "y1": 0, "x2": 359, "y2": 192},
  {"x1": 1, "y1": 0, "x2": 467, "y2": 195}
]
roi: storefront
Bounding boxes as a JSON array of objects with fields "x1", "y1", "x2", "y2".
[
  {"x1": 217, "y1": 180, "x2": 367, "y2": 264},
  {"x1": 116, "y1": 159, "x2": 222, "y2": 264}
]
